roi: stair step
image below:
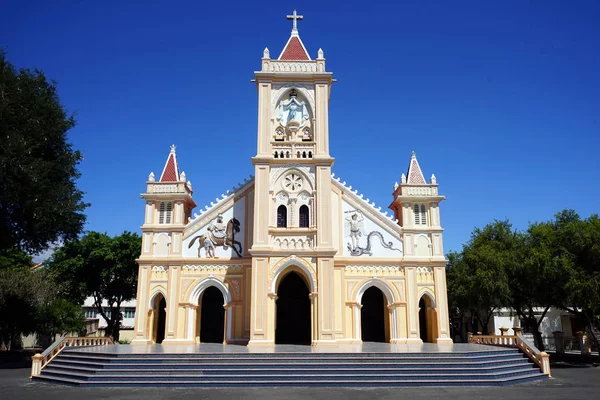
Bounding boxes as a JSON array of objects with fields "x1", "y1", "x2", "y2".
[
  {"x1": 44, "y1": 364, "x2": 535, "y2": 375},
  {"x1": 33, "y1": 373, "x2": 547, "y2": 387},
  {"x1": 34, "y1": 346, "x2": 547, "y2": 388},
  {"x1": 50, "y1": 360, "x2": 531, "y2": 371},
  {"x1": 41, "y1": 369, "x2": 539, "y2": 381}
]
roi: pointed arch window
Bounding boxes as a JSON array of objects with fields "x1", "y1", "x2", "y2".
[
  {"x1": 299, "y1": 205, "x2": 309, "y2": 228},
  {"x1": 158, "y1": 202, "x2": 173, "y2": 224},
  {"x1": 414, "y1": 204, "x2": 427, "y2": 226},
  {"x1": 277, "y1": 205, "x2": 287, "y2": 228}
]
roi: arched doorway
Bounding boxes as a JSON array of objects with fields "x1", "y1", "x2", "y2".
[
  {"x1": 152, "y1": 294, "x2": 166, "y2": 344},
  {"x1": 419, "y1": 295, "x2": 437, "y2": 343},
  {"x1": 276, "y1": 272, "x2": 311, "y2": 345},
  {"x1": 199, "y1": 286, "x2": 225, "y2": 343},
  {"x1": 361, "y1": 286, "x2": 386, "y2": 343}
]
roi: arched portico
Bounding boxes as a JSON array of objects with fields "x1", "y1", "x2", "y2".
[
  {"x1": 353, "y1": 279, "x2": 398, "y2": 343},
  {"x1": 148, "y1": 290, "x2": 167, "y2": 344},
  {"x1": 418, "y1": 290, "x2": 438, "y2": 343},
  {"x1": 274, "y1": 271, "x2": 311, "y2": 344},
  {"x1": 186, "y1": 277, "x2": 233, "y2": 343}
]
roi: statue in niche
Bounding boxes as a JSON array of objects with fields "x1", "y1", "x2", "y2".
[
  {"x1": 277, "y1": 89, "x2": 309, "y2": 132},
  {"x1": 188, "y1": 214, "x2": 243, "y2": 258},
  {"x1": 345, "y1": 210, "x2": 402, "y2": 256}
]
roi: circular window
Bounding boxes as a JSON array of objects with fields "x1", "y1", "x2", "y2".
[{"x1": 283, "y1": 172, "x2": 303, "y2": 192}]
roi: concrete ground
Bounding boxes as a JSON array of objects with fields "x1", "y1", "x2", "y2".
[{"x1": 1, "y1": 365, "x2": 599, "y2": 400}]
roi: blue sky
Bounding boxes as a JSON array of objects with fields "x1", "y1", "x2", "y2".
[{"x1": 2, "y1": 0, "x2": 599, "y2": 256}]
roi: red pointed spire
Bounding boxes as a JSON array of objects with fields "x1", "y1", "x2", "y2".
[
  {"x1": 279, "y1": 36, "x2": 310, "y2": 60},
  {"x1": 159, "y1": 144, "x2": 180, "y2": 182},
  {"x1": 406, "y1": 151, "x2": 426, "y2": 185},
  {"x1": 278, "y1": 10, "x2": 311, "y2": 61}
]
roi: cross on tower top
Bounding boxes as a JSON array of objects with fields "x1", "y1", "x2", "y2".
[{"x1": 287, "y1": 10, "x2": 303, "y2": 33}]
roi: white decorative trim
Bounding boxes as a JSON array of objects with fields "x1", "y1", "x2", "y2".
[
  {"x1": 332, "y1": 174, "x2": 402, "y2": 234},
  {"x1": 182, "y1": 264, "x2": 243, "y2": 273},
  {"x1": 148, "y1": 288, "x2": 167, "y2": 309},
  {"x1": 151, "y1": 265, "x2": 167, "y2": 272},
  {"x1": 270, "y1": 256, "x2": 316, "y2": 293},
  {"x1": 345, "y1": 265, "x2": 403, "y2": 273},
  {"x1": 418, "y1": 288, "x2": 437, "y2": 308},
  {"x1": 270, "y1": 164, "x2": 315, "y2": 190}
]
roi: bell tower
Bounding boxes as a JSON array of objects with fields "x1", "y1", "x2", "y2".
[{"x1": 249, "y1": 10, "x2": 336, "y2": 346}]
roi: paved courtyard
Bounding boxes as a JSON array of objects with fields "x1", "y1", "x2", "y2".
[{"x1": 1, "y1": 363, "x2": 598, "y2": 400}]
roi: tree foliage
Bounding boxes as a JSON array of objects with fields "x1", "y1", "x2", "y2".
[
  {"x1": 447, "y1": 221, "x2": 513, "y2": 337},
  {"x1": 0, "y1": 257, "x2": 84, "y2": 350},
  {"x1": 48, "y1": 232, "x2": 141, "y2": 341},
  {"x1": 447, "y1": 210, "x2": 600, "y2": 349},
  {"x1": 0, "y1": 51, "x2": 88, "y2": 255}
]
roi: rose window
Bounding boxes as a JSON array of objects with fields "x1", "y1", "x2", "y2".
[{"x1": 283, "y1": 173, "x2": 303, "y2": 192}]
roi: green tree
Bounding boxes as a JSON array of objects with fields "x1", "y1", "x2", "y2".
[
  {"x1": 446, "y1": 221, "x2": 513, "y2": 335},
  {"x1": 0, "y1": 52, "x2": 88, "y2": 256},
  {"x1": 0, "y1": 267, "x2": 39, "y2": 350},
  {"x1": 48, "y1": 232, "x2": 141, "y2": 341},
  {"x1": 559, "y1": 212, "x2": 600, "y2": 343},
  {"x1": 507, "y1": 219, "x2": 572, "y2": 350}
]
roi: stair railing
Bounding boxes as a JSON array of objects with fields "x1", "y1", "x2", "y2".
[
  {"x1": 469, "y1": 333, "x2": 551, "y2": 377},
  {"x1": 31, "y1": 336, "x2": 114, "y2": 378}
]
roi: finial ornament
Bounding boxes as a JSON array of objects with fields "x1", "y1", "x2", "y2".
[
  {"x1": 180, "y1": 171, "x2": 186, "y2": 182},
  {"x1": 394, "y1": 181, "x2": 399, "y2": 190},
  {"x1": 431, "y1": 174, "x2": 437, "y2": 184},
  {"x1": 287, "y1": 9, "x2": 304, "y2": 33},
  {"x1": 263, "y1": 47, "x2": 270, "y2": 59},
  {"x1": 401, "y1": 173, "x2": 407, "y2": 184},
  {"x1": 317, "y1": 48, "x2": 324, "y2": 59},
  {"x1": 411, "y1": 151, "x2": 416, "y2": 159},
  {"x1": 170, "y1": 144, "x2": 176, "y2": 153},
  {"x1": 148, "y1": 172, "x2": 155, "y2": 182}
]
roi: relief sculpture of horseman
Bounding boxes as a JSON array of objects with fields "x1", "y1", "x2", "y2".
[{"x1": 188, "y1": 214, "x2": 243, "y2": 258}]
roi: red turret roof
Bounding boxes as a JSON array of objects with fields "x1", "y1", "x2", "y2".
[
  {"x1": 406, "y1": 152, "x2": 426, "y2": 185},
  {"x1": 159, "y1": 145, "x2": 180, "y2": 182},
  {"x1": 279, "y1": 35, "x2": 311, "y2": 61}
]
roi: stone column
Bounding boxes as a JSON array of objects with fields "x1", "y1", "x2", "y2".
[
  {"x1": 248, "y1": 257, "x2": 273, "y2": 347},
  {"x1": 131, "y1": 265, "x2": 151, "y2": 345},
  {"x1": 405, "y1": 267, "x2": 421, "y2": 344},
  {"x1": 162, "y1": 265, "x2": 182, "y2": 344},
  {"x1": 433, "y1": 266, "x2": 452, "y2": 344}
]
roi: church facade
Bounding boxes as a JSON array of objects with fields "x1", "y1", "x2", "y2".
[{"x1": 132, "y1": 12, "x2": 452, "y2": 347}]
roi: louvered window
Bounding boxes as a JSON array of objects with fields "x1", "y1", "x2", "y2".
[
  {"x1": 158, "y1": 202, "x2": 173, "y2": 224},
  {"x1": 414, "y1": 204, "x2": 427, "y2": 225},
  {"x1": 414, "y1": 204, "x2": 420, "y2": 225}
]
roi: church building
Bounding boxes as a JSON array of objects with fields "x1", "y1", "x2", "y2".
[{"x1": 132, "y1": 11, "x2": 451, "y2": 347}]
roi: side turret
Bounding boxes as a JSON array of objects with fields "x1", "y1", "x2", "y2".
[
  {"x1": 389, "y1": 152, "x2": 445, "y2": 260},
  {"x1": 139, "y1": 145, "x2": 196, "y2": 259}
]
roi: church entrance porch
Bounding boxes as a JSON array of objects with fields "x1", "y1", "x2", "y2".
[
  {"x1": 198, "y1": 286, "x2": 225, "y2": 343},
  {"x1": 150, "y1": 294, "x2": 166, "y2": 344},
  {"x1": 419, "y1": 294, "x2": 438, "y2": 343},
  {"x1": 360, "y1": 286, "x2": 388, "y2": 343},
  {"x1": 275, "y1": 272, "x2": 311, "y2": 345}
]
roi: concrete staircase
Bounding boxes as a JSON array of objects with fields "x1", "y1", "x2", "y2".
[{"x1": 33, "y1": 347, "x2": 547, "y2": 387}]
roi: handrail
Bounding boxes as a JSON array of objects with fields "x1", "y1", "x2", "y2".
[
  {"x1": 469, "y1": 334, "x2": 551, "y2": 377},
  {"x1": 31, "y1": 336, "x2": 114, "y2": 378}
]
